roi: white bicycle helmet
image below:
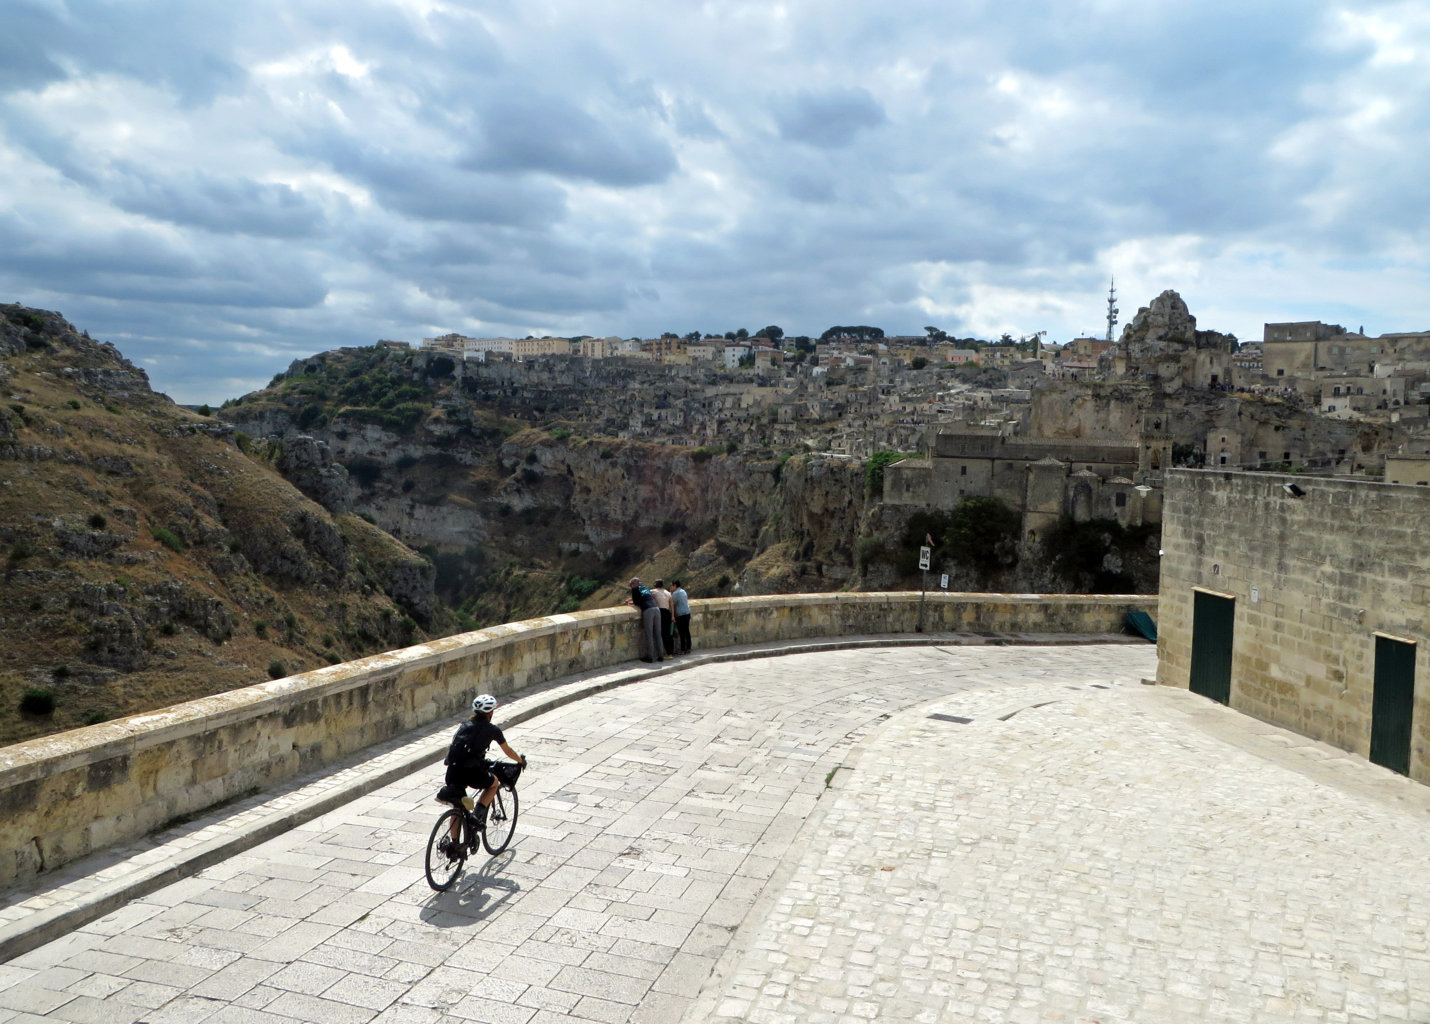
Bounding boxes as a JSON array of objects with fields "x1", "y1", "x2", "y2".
[{"x1": 472, "y1": 693, "x2": 498, "y2": 715}]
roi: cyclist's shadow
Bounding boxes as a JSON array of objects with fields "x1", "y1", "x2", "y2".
[{"x1": 420, "y1": 849, "x2": 522, "y2": 925}]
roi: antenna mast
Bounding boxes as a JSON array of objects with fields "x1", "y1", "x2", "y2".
[{"x1": 1105, "y1": 277, "x2": 1119, "y2": 343}]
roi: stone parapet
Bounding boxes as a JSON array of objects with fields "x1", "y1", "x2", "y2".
[{"x1": 0, "y1": 592, "x2": 1153, "y2": 888}]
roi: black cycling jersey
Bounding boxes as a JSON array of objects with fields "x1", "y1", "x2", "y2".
[{"x1": 445, "y1": 717, "x2": 506, "y2": 772}]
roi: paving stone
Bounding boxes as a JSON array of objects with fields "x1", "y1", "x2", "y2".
[{"x1": 14, "y1": 644, "x2": 1430, "y2": 1022}]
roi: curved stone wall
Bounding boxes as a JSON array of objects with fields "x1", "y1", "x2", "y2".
[{"x1": 0, "y1": 592, "x2": 1154, "y2": 887}]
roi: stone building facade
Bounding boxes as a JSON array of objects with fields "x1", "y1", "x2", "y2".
[
  {"x1": 883, "y1": 428, "x2": 1164, "y2": 539},
  {"x1": 1156, "y1": 469, "x2": 1429, "y2": 782}
]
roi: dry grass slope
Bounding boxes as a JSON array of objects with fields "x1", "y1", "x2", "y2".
[{"x1": 0, "y1": 305, "x2": 436, "y2": 745}]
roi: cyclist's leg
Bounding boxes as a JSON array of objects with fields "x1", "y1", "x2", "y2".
[
  {"x1": 442, "y1": 765, "x2": 470, "y2": 840},
  {"x1": 472, "y1": 764, "x2": 497, "y2": 823}
]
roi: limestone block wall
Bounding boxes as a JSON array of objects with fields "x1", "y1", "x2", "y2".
[
  {"x1": 0, "y1": 592, "x2": 1152, "y2": 887},
  {"x1": 1156, "y1": 469, "x2": 1430, "y2": 778}
]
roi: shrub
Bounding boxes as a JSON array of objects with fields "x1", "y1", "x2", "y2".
[
  {"x1": 8, "y1": 538, "x2": 33, "y2": 564},
  {"x1": 600, "y1": 448, "x2": 614, "y2": 460},
  {"x1": 52, "y1": 664, "x2": 70, "y2": 679},
  {"x1": 150, "y1": 527, "x2": 185, "y2": 553},
  {"x1": 324, "y1": 651, "x2": 342, "y2": 665},
  {"x1": 267, "y1": 660, "x2": 286, "y2": 680},
  {"x1": 297, "y1": 404, "x2": 324, "y2": 429},
  {"x1": 88, "y1": 512, "x2": 107, "y2": 529},
  {"x1": 66, "y1": 399, "x2": 82, "y2": 410},
  {"x1": 20, "y1": 688, "x2": 55, "y2": 715},
  {"x1": 865, "y1": 450, "x2": 911, "y2": 495},
  {"x1": 254, "y1": 620, "x2": 268, "y2": 638},
  {"x1": 83, "y1": 710, "x2": 108, "y2": 726},
  {"x1": 855, "y1": 535, "x2": 888, "y2": 570},
  {"x1": 346, "y1": 459, "x2": 383, "y2": 488},
  {"x1": 160, "y1": 621, "x2": 176, "y2": 636},
  {"x1": 549, "y1": 427, "x2": 572, "y2": 441}
]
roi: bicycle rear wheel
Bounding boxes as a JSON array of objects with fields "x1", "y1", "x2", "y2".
[
  {"x1": 482, "y1": 787, "x2": 518, "y2": 854},
  {"x1": 425, "y1": 808, "x2": 467, "y2": 890}
]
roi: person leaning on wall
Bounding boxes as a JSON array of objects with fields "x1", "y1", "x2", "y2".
[{"x1": 671, "y1": 579, "x2": 692, "y2": 655}]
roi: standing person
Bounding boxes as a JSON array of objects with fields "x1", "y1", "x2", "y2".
[
  {"x1": 671, "y1": 579, "x2": 692, "y2": 654},
  {"x1": 628, "y1": 577, "x2": 663, "y2": 663},
  {"x1": 438, "y1": 693, "x2": 525, "y2": 842},
  {"x1": 652, "y1": 579, "x2": 675, "y2": 657}
]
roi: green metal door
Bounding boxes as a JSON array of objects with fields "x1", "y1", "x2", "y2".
[
  {"x1": 1370, "y1": 635, "x2": 1416, "y2": 776},
  {"x1": 1189, "y1": 590, "x2": 1234, "y2": 705}
]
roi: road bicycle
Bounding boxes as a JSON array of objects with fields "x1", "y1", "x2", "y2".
[{"x1": 425, "y1": 758, "x2": 522, "y2": 891}]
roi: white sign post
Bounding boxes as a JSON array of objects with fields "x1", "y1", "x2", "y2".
[{"x1": 918, "y1": 546, "x2": 931, "y2": 571}]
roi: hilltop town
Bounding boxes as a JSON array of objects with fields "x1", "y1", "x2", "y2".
[{"x1": 393, "y1": 292, "x2": 1429, "y2": 468}]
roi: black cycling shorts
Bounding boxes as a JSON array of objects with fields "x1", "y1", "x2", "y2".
[{"x1": 444, "y1": 762, "x2": 493, "y2": 794}]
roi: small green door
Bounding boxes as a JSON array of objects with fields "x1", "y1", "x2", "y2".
[
  {"x1": 1189, "y1": 590, "x2": 1234, "y2": 705},
  {"x1": 1370, "y1": 635, "x2": 1416, "y2": 776}
]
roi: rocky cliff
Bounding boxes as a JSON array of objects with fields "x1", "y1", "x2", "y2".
[{"x1": 0, "y1": 305, "x2": 436, "y2": 743}]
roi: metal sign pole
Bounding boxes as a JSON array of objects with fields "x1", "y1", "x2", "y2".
[{"x1": 917, "y1": 543, "x2": 931, "y2": 634}]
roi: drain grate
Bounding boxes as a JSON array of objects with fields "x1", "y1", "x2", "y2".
[{"x1": 928, "y1": 713, "x2": 973, "y2": 725}]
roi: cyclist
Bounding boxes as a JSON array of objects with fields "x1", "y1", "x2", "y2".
[{"x1": 439, "y1": 694, "x2": 526, "y2": 839}]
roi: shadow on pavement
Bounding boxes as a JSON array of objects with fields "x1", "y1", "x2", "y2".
[{"x1": 419, "y1": 850, "x2": 521, "y2": 926}]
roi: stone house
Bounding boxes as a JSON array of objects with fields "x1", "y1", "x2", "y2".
[
  {"x1": 882, "y1": 427, "x2": 1165, "y2": 539},
  {"x1": 1157, "y1": 469, "x2": 1430, "y2": 782}
]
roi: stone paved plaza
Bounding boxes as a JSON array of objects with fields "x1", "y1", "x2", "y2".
[{"x1": 4, "y1": 642, "x2": 1430, "y2": 1023}]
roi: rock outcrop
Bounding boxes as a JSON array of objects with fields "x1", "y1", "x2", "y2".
[{"x1": 1099, "y1": 290, "x2": 1238, "y2": 390}]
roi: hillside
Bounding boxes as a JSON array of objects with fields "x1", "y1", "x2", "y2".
[
  {"x1": 0, "y1": 305, "x2": 437, "y2": 743},
  {"x1": 220, "y1": 343, "x2": 1159, "y2": 625}
]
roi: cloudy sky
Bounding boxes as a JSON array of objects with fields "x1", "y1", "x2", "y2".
[{"x1": 2, "y1": 0, "x2": 1427, "y2": 403}]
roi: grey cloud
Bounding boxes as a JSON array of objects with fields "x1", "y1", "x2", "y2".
[
  {"x1": 0, "y1": 215, "x2": 327, "y2": 309},
  {"x1": 775, "y1": 87, "x2": 886, "y2": 148},
  {"x1": 276, "y1": 125, "x2": 568, "y2": 229},
  {"x1": 107, "y1": 167, "x2": 330, "y2": 239},
  {"x1": 670, "y1": 97, "x2": 722, "y2": 140},
  {"x1": 0, "y1": 4, "x2": 68, "y2": 92},
  {"x1": 464, "y1": 92, "x2": 678, "y2": 186}
]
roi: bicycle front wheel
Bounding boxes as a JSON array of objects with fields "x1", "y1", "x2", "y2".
[
  {"x1": 482, "y1": 787, "x2": 519, "y2": 854},
  {"x1": 425, "y1": 808, "x2": 467, "y2": 890}
]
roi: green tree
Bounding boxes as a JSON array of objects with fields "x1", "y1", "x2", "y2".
[
  {"x1": 945, "y1": 497, "x2": 1020, "y2": 578},
  {"x1": 865, "y1": 450, "x2": 910, "y2": 494},
  {"x1": 910, "y1": 357, "x2": 928, "y2": 370},
  {"x1": 756, "y1": 325, "x2": 784, "y2": 341}
]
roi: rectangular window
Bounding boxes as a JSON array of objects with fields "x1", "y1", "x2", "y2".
[
  {"x1": 960, "y1": 465, "x2": 967, "y2": 476},
  {"x1": 1115, "y1": 492, "x2": 1127, "y2": 507},
  {"x1": 1283, "y1": 451, "x2": 1291, "y2": 461},
  {"x1": 1277, "y1": 368, "x2": 1285, "y2": 376}
]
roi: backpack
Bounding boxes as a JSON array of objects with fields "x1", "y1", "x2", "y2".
[{"x1": 444, "y1": 721, "x2": 477, "y2": 767}]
